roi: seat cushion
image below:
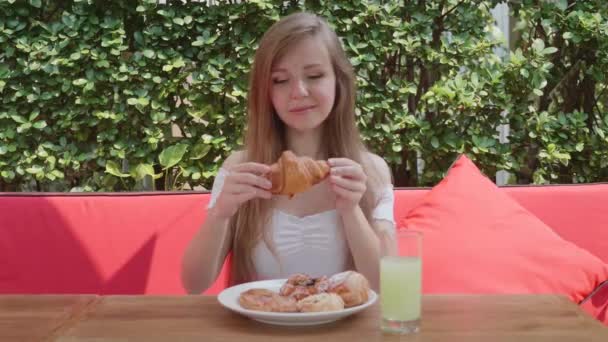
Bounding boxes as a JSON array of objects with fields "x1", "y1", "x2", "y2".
[{"x1": 399, "y1": 154, "x2": 608, "y2": 322}]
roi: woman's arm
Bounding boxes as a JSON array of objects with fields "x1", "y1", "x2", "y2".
[
  {"x1": 181, "y1": 152, "x2": 272, "y2": 294},
  {"x1": 181, "y1": 206, "x2": 234, "y2": 294},
  {"x1": 329, "y1": 153, "x2": 395, "y2": 291},
  {"x1": 339, "y1": 206, "x2": 381, "y2": 290}
]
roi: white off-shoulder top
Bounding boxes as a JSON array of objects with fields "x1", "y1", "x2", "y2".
[{"x1": 207, "y1": 168, "x2": 395, "y2": 280}]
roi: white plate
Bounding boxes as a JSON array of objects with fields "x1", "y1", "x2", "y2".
[{"x1": 217, "y1": 278, "x2": 378, "y2": 326}]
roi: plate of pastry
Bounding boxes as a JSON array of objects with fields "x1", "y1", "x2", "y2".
[{"x1": 217, "y1": 271, "x2": 378, "y2": 326}]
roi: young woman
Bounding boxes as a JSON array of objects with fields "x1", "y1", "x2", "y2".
[{"x1": 181, "y1": 12, "x2": 395, "y2": 294}]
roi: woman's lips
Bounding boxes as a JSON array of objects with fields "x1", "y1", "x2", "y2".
[{"x1": 289, "y1": 105, "x2": 316, "y2": 114}]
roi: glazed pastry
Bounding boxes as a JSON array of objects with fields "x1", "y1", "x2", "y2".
[
  {"x1": 279, "y1": 273, "x2": 330, "y2": 301},
  {"x1": 266, "y1": 150, "x2": 330, "y2": 198},
  {"x1": 297, "y1": 293, "x2": 345, "y2": 312},
  {"x1": 328, "y1": 271, "x2": 370, "y2": 308},
  {"x1": 238, "y1": 288, "x2": 298, "y2": 312}
]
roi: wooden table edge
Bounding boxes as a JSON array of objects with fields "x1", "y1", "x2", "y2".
[{"x1": 44, "y1": 295, "x2": 103, "y2": 342}]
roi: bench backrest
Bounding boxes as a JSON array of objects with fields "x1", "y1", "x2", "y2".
[{"x1": 1, "y1": 184, "x2": 606, "y2": 295}]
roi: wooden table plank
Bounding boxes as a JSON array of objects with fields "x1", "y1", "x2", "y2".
[
  {"x1": 56, "y1": 294, "x2": 607, "y2": 342},
  {"x1": 0, "y1": 295, "x2": 98, "y2": 342}
]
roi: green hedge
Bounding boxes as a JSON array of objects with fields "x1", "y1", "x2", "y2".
[{"x1": 0, "y1": 0, "x2": 606, "y2": 191}]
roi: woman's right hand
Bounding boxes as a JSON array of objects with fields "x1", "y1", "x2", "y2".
[{"x1": 211, "y1": 162, "x2": 273, "y2": 220}]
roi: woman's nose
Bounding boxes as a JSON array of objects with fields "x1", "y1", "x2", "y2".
[{"x1": 289, "y1": 79, "x2": 309, "y2": 99}]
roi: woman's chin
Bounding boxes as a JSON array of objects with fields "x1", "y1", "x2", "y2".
[{"x1": 286, "y1": 122, "x2": 325, "y2": 134}]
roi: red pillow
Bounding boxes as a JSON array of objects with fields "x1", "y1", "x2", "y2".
[{"x1": 399, "y1": 154, "x2": 608, "y2": 304}]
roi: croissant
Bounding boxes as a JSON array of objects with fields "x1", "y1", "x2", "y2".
[{"x1": 266, "y1": 151, "x2": 330, "y2": 198}]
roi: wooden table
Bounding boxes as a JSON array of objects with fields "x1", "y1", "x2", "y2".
[
  {"x1": 0, "y1": 295, "x2": 98, "y2": 342},
  {"x1": 1, "y1": 294, "x2": 605, "y2": 342}
]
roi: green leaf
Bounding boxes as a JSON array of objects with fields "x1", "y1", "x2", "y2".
[
  {"x1": 29, "y1": 109, "x2": 40, "y2": 121},
  {"x1": 555, "y1": 0, "x2": 568, "y2": 11},
  {"x1": 29, "y1": 0, "x2": 41, "y2": 8},
  {"x1": 159, "y1": 143, "x2": 188, "y2": 169},
  {"x1": 1, "y1": 170, "x2": 15, "y2": 180},
  {"x1": 33, "y1": 121, "x2": 47, "y2": 129},
  {"x1": 531, "y1": 39, "x2": 545, "y2": 53},
  {"x1": 533, "y1": 89, "x2": 544, "y2": 96},
  {"x1": 173, "y1": 18, "x2": 184, "y2": 26},
  {"x1": 11, "y1": 114, "x2": 27, "y2": 124},
  {"x1": 134, "y1": 31, "x2": 145, "y2": 46},
  {"x1": 17, "y1": 122, "x2": 32, "y2": 133},
  {"x1": 96, "y1": 60, "x2": 110, "y2": 68},
  {"x1": 143, "y1": 49, "x2": 155, "y2": 58},
  {"x1": 137, "y1": 97, "x2": 150, "y2": 106},
  {"x1": 130, "y1": 163, "x2": 156, "y2": 180},
  {"x1": 26, "y1": 165, "x2": 44, "y2": 174},
  {"x1": 190, "y1": 143, "x2": 211, "y2": 160},
  {"x1": 575, "y1": 142, "x2": 584, "y2": 152},
  {"x1": 542, "y1": 47, "x2": 558, "y2": 55},
  {"x1": 105, "y1": 161, "x2": 130, "y2": 178},
  {"x1": 431, "y1": 137, "x2": 439, "y2": 148},
  {"x1": 173, "y1": 59, "x2": 185, "y2": 68}
]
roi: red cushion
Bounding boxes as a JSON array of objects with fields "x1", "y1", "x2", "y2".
[
  {"x1": 399, "y1": 155, "x2": 608, "y2": 305},
  {"x1": 581, "y1": 281, "x2": 608, "y2": 326},
  {"x1": 0, "y1": 193, "x2": 228, "y2": 295},
  {"x1": 393, "y1": 188, "x2": 429, "y2": 232}
]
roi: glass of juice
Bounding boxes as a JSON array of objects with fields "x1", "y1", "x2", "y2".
[{"x1": 380, "y1": 230, "x2": 422, "y2": 334}]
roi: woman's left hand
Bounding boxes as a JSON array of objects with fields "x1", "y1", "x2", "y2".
[{"x1": 328, "y1": 158, "x2": 367, "y2": 213}]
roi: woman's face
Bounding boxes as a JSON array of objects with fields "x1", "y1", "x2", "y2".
[{"x1": 270, "y1": 36, "x2": 336, "y2": 133}]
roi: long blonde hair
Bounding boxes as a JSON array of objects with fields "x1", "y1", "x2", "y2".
[{"x1": 228, "y1": 12, "x2": 381, "y2": 285}]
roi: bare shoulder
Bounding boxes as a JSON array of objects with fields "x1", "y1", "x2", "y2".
[
  {"x1": 362, "y1": 152, "x2": 392, "y2": 185},
  {"x1": 222, "y1": 150, "x2": 247, "y2": 169}
]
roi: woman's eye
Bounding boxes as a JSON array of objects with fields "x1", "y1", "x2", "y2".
[
  {"x1": 308, "y1": 74, "x2": 324, "y2": 79},
  {"x1": 272, "y1": 78, "x2": 287, "y2": 84}
]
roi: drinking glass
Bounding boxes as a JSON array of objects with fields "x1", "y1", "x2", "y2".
[{"x1": 380, "y1": 230, "x2": 422, "y2": 334}]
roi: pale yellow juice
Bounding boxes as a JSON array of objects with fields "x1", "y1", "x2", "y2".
[{"x1": 380, "y1": 256, "x2": 422, "y2": 321}]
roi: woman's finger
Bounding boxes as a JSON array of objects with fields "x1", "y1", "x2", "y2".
[
  {"x1": 330, "y1": 175, "x2": 366, "y2": 192},
  {"x1": 225, "y1": 183, "x2": 271, "y2": 197},
  {"x1": 327, "y1": 158, "x2": 356, "y2": 167},
  {"x1": 331, "y1": 184, "x2": 359, "y2": 201},
  {"x1": 231, "y1": 172, "x2": 272, "y2": 189},
  {"x1": 230, "y1": 162, "x2": 271, "y2": 176},
  {"x1": 330, "y1": 166, "x2": 365, "y2": 180},
  {"x1": 234, "y1": 189, "x2": 271, "y2": 203}
]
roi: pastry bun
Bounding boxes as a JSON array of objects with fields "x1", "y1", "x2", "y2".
[
  {"x1": 328, "y1": 271, "x2": 370, "y2": 307},
  {"x1": 238, "y1": 288, "x2": 298, "y2": 312},
  {"x1": 279, "y1": 273, "x2": 330, "y2": 300},
  {"x1": 296, "y1": 293, "x2": 345, "y2": 312}
]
